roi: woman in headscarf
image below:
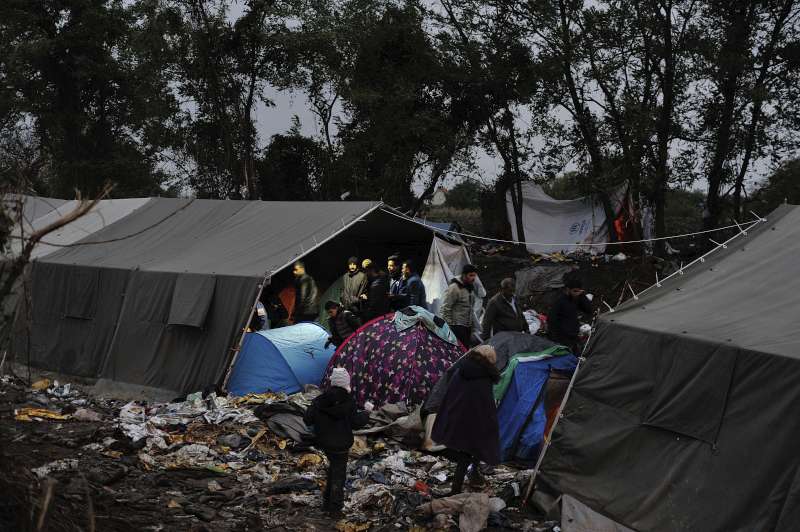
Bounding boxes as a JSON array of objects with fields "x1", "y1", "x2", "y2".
[{"x1": 432, "y1": 345, "x2": 501, "y2": 494}]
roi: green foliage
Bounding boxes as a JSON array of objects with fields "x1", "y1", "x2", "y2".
[
  {"x1": 749, "y1": 159, "x2": 800, "y2": 214},
  {"x1": 543, "y1": 172, "x2": 589, "y2": 200},
  {"x1": 257, "y1": 122, "x2": 328, "y2": 200},
  {"x1": 445, "y1": 180, "x2": 482, "y2": 210},
  {"x1": 0, "y1": 0, "x2": 183, "y2": 198}
]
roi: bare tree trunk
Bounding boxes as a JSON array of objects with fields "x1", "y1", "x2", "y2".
[{"x1": 653, "y1": 1, "x2": 676, "y2": 256}]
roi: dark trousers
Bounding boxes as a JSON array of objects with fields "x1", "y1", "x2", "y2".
[
  {"x1": 451, "y1": 325, "x2": 473, "y2": 348},
  {"x1": 444, "y1": 449, "x2": 475, "y2": 495},
  {"x1": 323, "y1": 451, "x2": 348, "y2": 511}
]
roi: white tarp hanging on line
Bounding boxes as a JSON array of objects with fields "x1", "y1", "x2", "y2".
[
  {"x1": 421, "y1": 235, "x2": 486, "y2": 335},
  {"x1": 506, "y1": 182, "x2": 628, "y2": 255}
]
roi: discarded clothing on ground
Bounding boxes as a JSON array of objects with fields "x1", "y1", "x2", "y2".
[{"x1": 416, "y1": 492, "x2": 502, "y2": 532}]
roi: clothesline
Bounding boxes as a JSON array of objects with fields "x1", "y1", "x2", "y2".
[{"x1": 381, "y1": 206, "x2": 764, "y2": 248}]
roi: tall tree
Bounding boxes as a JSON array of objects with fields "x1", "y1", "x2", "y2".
[
  {"x1": 697, "y1": 0, "x2": 800, "y2": 226},
  {"x1": 0, "y1": 0, "x2": 182, "y2": 198},
  {"x1": 290, "y1": 1, "x2": 481, "y2": 209},
  {"x1": 169, "y1": 0, "x2": 298, "y2": 199}
]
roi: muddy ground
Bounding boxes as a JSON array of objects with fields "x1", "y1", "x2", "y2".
[{"x1": 0, "y1": 375, "x2": 545, "y2": 532}]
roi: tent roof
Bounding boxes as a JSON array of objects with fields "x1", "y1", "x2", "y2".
[
  {"x1": 39, "y1": 198, "x2": 383, "y2": 278},
  {"x1": 604, "y1": 203, "x2": 800, "y2": 359},
  {"x1": 23, "y1": 198, "x2": 151, "y2": 259},
  {"x1": 2, "y1": 194, "x2": 69, "y2": 225}
]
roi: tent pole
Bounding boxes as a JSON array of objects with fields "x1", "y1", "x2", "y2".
[
  {"x1": 220, "y1": 272, "x2": 271, "y2": 391},
  {"x1": 522, "y1": 324, "x2": 595, "y2": 506}
]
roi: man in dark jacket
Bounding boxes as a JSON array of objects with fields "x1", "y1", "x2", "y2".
[
  {"x1": 481, "y1": 278, "x2": 529, "y2": 338},
  {"x1": 324, "y1": 301, "x2": 361, "y2": 348},
  {"x1": 360, "y1": 263, "x2": 390, "y2": 321},
  {"x1": 304, "y1": 368, "x2": 371, "y2": 516},
  {"x1": 292, "y1": 261, "x2": 320, "y2": 323},
  {"x1": 400, "y1": 260, "x2": 427, "y2": 309},
  {"x1": 340, "y1": 257, "x2": 368, "y2": 313},
  {"x1": 432, "y1": 345, "x2": 500, "y2": 494},
  {"x1": 387, "y1": 255, "x2": 406, "y2": 311},
  {"x1": 548, "y1": 277, "x2": 593, "y2": 353}
]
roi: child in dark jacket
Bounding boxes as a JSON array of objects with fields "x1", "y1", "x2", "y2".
[{"x1": 304, "y1": 368, "x2": 371, "y2": 516}]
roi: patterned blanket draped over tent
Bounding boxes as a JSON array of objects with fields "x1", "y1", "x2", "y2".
[{"x1": 322, "y1": 314, "x2": 465, "y2": 407}]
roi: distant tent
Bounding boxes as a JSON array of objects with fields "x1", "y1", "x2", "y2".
[
  {"x1": 539, "y1": 204, "x2": 800, "y2": 532},
  {"x1": 412, "y1": 218, "x2": 463, "y2": 243},
  {"x1": 322, "y1": 309, "x2": 465, "y2": 407},
  {"x1": 506, "y1": 182, "x2": 629, "y2": 254},
  {"x1": 227, "y1": 323, "x2": 334, "y2": 396}
]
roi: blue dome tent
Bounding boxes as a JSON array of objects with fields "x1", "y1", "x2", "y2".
[{"x1": 227, "y1": 323, "x2": 335, "y2": 396}]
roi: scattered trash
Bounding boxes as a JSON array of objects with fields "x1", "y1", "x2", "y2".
[
  {"x1": 31, "y1": 378, "x2": 51, "y2": 391},
  {"x1": 612, "y1": 252, "x2": 627, "y2": 262},
  {"x1": 217, "y1": 433, "x2": 244, "y2": 449},
  {"x1": 298, "y1": 453, "x2": 323, "y2": 469},
  {"x1": 32, "y1": 458, "x2": 79, "y2": 478},
  {"x1": 15, "y1": 407, "x2": 70, "y2": 422},
  {"x1": 524, "y1": 309, "x2": 542, "y2": 334},
  {"x1": 73, "y1": 407, "x2": 103, "y2": 422},
  {"x1": 416, "y1": 493, "x2": 496, "y2": 532},
  {"x1": 2, "y1": 372, "x2": 540, "y2": 530}
]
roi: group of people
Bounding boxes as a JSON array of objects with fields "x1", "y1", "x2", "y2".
[
  {"x1": 289, "y1": 255, "x2": 428, "y2": 348},
  {"x1": 291, "y1": 253, "x2": 592, "y2": 353}
]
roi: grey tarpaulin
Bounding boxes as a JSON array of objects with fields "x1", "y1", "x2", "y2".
[
  {"x1": 13, "y1": 198, "x2": 442, "y2": 394},
  {"x1": 539, "y1": 204, "x2": 800, "y2": 532},
  {"x1": 561, "y1": 495, "x2": 635, "y2": 532}
]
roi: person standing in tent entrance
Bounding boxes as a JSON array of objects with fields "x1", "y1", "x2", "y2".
[
  {"x1": 432, "y1": 345, "x2": 501, "y2": 495},
  {"x1": 340, "y1": 257, "x2": 368, "y2": 313},
  {"x1": 481, "y1": 278, "x2": 529, "y2": 337},
  {"x1": 440, "y1": 264, "x2": 478, "y2": 347},
  {"x1": 400, "y1": 259, "x2": 427, "y2": 309},
  {"x1": 304, "y1": 368, "x2": 372, "y2": 517},
  {"x1": 324, "y1": 301, "x2": 362, "y2": 349},
  {"x1": 387, "y1": 255, "x2": 406, "y2": 311},
  {"x1": 548, "y1": 277, "x2": 593, "y2": 354},
  {"x1": 360, "y1": 261, "x2": 391, "y2": 321},
  {"x1": 292, "y1": 261, "x2": 320, "y2": 323}
]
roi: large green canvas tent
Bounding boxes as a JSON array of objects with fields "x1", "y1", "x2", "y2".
[
  {"x1": 539, "y1": 204, "x2": 800, "y2": 532},
  {"x1": 10, "y1": 198, "x2": 449, "y2": 395}
]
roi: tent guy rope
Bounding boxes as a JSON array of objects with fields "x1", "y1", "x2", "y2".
[{"x1": 380, "y1": 206, "x2": 763, "y2": 248}]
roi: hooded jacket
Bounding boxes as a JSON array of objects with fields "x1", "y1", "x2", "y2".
[
  {"x1": 341, "y1": 270, "x2": 368, "y2": 311},
  {"x1": 431, "y1": 347, "x2": 501, "y2": 465},
  {"x1": 440, "y1": 277, "x2": 475, "y2": 328},
  {"x1": 304, "y1": 386, "x2": 369, "y2": 452}
]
